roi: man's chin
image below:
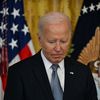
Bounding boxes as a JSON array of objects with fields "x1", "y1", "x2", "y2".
[{"x1": 52, "y1": 58, "x2": 63, "y2": 63}]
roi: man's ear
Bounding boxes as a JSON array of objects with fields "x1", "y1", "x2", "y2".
[
  {"x1": 37, "y1": 33, "x2": 40, "y2": 40},
  {"x1": 37, "y1": 33, "x2": 42, "y2": 45}
]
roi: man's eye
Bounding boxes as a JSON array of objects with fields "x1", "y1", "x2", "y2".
[
  {"x1": 48, "y1": 41, "x2": 55, "y2": 43},
  {"x1": 61, "y1": 40, "x2": 67, "y2": 43}
]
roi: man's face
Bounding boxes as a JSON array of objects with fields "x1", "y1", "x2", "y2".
[{"x1": 39, "y1": 22, "x2": 71, "y2": 64}]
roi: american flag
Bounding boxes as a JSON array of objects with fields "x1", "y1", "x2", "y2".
[{"x1": 0, "y1": 0, "x2": 35, "y2": 99}]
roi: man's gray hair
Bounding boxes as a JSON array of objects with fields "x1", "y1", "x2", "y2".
[{"x1": 38, "y1": 12, "x2": 72, "y2": 35}]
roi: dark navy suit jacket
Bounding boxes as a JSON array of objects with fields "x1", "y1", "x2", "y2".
[{"x1": 4, "y1": 50, "x2": 98, "y2": 100}]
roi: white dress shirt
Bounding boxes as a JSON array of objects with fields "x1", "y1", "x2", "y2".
[{"x1": 41, "y1": 51, "x2": 65, "y2": 91}]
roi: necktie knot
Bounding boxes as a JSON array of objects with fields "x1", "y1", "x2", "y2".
[{"x1": 51, "y1": 64, "x2": 59, "y2": 72}]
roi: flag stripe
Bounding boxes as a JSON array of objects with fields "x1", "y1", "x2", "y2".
[
  {"x1": 0, "y1": 77, "x2": 4, "y2": 100},
  {"x1": 27, "y1": 40, "x2": 35, "y2": 55},
  {"x1": 19, "y1": 44, "x2": 32, "y2": 60},
  {"x1": 9, "y1": 55, "x2": 20, "y2": 67}
]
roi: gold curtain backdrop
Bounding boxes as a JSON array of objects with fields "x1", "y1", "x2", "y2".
[{"x1": 24, "y1": 0, "x2": 83, "y2": 52}]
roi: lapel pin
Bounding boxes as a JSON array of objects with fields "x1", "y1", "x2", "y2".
[{"x1": 69, "y1": 72, "x2": 74, "y2": 75}]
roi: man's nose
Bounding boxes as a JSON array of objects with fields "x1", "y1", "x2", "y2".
[{"x1": 55, "y1": 42, "x2": 61, "y2": 51}]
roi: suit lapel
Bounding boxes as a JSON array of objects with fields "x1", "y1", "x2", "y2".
[
  {"x1": 32, "y1": 51, "x2": 54, "y2": 100},
  {"x1": 63, "y1": 57, "x2": 77, "y2": 100},
  {"x1": 63, "y1": 57, "x2": 71, "y2": 99}
]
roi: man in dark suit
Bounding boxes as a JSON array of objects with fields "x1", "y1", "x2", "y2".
[{"x1": 4, "y1": 12, "x2": 98, "y2": 100}]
